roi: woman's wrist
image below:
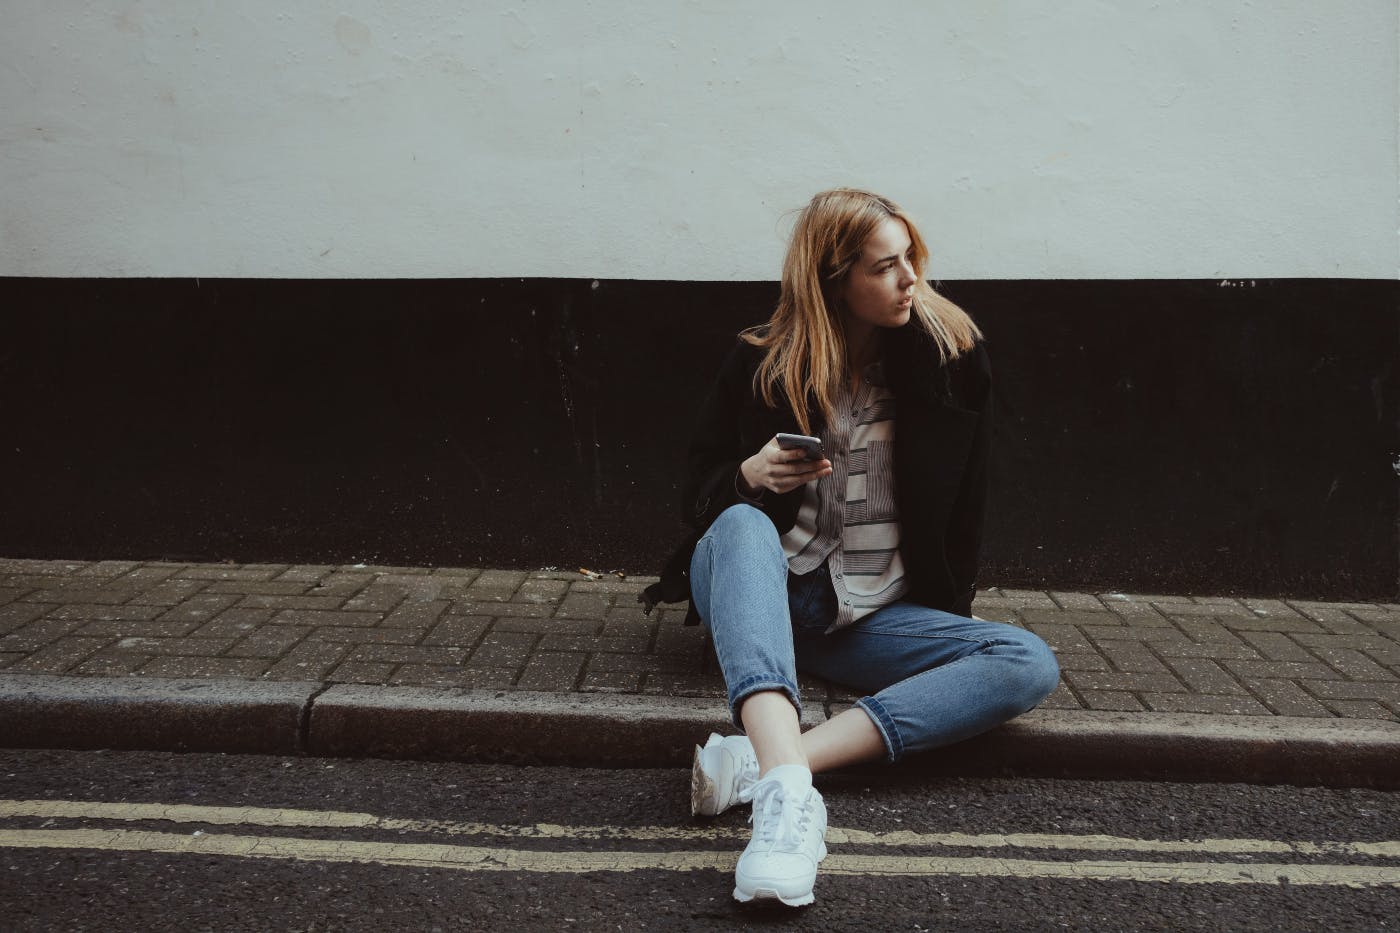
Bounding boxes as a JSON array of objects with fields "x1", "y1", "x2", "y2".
[{"x1": 736, "y1": 458, "x2": 764, "y2": 498}]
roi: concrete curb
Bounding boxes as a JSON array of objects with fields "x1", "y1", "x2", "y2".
[{"x1": 1, "y1": 674, "x2": 1397, "y2": 789}]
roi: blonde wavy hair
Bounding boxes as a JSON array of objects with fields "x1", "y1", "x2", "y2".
[{"x1": 742, "y1": 188, "x2": 982, "y2": 435}]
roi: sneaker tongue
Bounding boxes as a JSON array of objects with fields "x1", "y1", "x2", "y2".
[{"x1": 762, "y1": 764, "x2": 813, "y2": 793}]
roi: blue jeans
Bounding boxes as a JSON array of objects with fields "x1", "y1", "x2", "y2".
[{"x1": 689, "y1": 504, "x2": 1060, "y2": 763}]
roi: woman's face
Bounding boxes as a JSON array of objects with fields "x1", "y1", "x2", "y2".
[{"x1": 838, "y1": 216, "x2": 917, "y2": 332}]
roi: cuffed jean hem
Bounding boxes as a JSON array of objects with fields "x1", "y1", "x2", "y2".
[
  {"x1": 854, "y1": 696, "x2": 903, "y2": 763},
  {"x1": 727, "y1": 674, "x2": 803, "y2": 730}
]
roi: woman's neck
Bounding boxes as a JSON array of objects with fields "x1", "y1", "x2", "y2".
[{"x1": 845, "y1": 322, "x2": 881, "y2": 376}]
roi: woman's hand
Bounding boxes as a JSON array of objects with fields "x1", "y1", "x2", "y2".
[{"x1": 738, "y1": 437, "x2": 834, "y2": 496}]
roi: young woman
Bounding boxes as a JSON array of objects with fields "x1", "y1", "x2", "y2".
[{"x1": 641, "y1": 188, "x2": 1060, "y2": 907}]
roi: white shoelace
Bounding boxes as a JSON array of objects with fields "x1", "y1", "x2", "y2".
[{"x1": 744, "y1": 783, "x2": 814, "y2": 854}]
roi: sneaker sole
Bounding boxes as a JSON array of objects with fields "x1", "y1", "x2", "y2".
[
  {"x1": 690, "y1": 744, "x2": 718, "y2": 817},
  {"x1": 732, "y1": 886, "x2": 815, "y2": 907}
]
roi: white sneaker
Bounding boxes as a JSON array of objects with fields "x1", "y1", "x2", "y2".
[
  {"x1": 691, "y1": 733, "x2": 759, "y2": 817},
  {"x1": 733, "y1": 765, "x2": 828, "y2": 907}
]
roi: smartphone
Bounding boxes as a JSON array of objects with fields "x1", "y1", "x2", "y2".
[{"x1": 776, "y1": 433, "x2": 825, "y2": 462}]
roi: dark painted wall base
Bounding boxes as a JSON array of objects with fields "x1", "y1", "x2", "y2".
[{"x1": 2, "y1": 277, "x2": 1396, "y2": 599}]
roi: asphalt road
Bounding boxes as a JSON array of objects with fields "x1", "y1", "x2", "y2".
[{"x1": 1, "y1": 749, "x2": 1396, "y2": 931}]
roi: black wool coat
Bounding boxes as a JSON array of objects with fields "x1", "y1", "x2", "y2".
[{"x1": 641, "y1": 321, "x2": 994, "y2": 625}]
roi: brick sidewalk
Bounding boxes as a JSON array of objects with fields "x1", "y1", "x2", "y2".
[{"x1": 0, "y1": 558, "x2": 1396, "y2": 722}]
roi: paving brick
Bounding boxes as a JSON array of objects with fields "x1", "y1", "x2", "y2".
[
  {"x1": 0, "y1": 603, "x2": 53, "y2": 633},
  {"x1": 451, "y1": 600, "x2": 553, "y2": 619},
  {"x1": 1238, "y1": 599, "x2": 1308, "y2": 621},
  {"x1": 1048, "y1": 592, "x2": 1107, "y2": 611},
  {"x1": 328, "y1": 661, "x2": 398, "y2": 683},
  {"x1": 1024, "y1": 624, "x2": 1095, "y2": 653},
  {"x1": 111, "y1": 636, "x2": 236, "y2": 657},
  {"x1": 601, "y1": 619, "x2": 658, "y2": 638},
  {"x1": 0, "y1": 652, "x2": 24, "y2": 668},
  {"x1": 261, "y1": 642, "x2": 350, "y2": 680},
  {"x1": 73, "y1": 560, "x2": 142, "y2": 579},
  {"x1": 382, "y1": 600, "x2": 449, "y2": 629},
  {"x1": 1309, "y1": 647, "x2": 1396, "y2": 681},
  {"x1": 1037, "y1": 682, "x2": 1085, "y2": 710},
  {"x1": 0, "y1": 559, "x2": 88, "y2": 575},
  {"x1": 1350, "y1": 608, "x2": 1400, "y2": 625},
  {"x1": 1020, "y1": 609, "x2": 1121, "y2": 627},
  {"x1": 389, "y1": 666, "x2": 516, "y2": 688},
  {"x1": 305, "y1": 626, "x2": 428, "y2": 645},
  {"x1": 0, "y1": 619, "x2": 85, "y2": 651},
  {"x1": 1243, "y1": 678, "x2": 1332, "y2": 717},
  {"x1": 7, "y1": 637, "x2": 110, "y2": 673},
  {"x1": 201, "y1": 581, "x2": 313, "y2": 596},
  {"x1": 1220, "y1": 613, "x2": 1327, "y2": 636},
  {"x1": 1234, "y1": 631, "x2": 1314, "y2": 662},
  {"x1": 517, "y1": 651, "x2": 586, "y2": 690},
  {"x1": 554, "y1": 593, "x2": 613, "y2": 620},
  {"x1": 18, "y1": 586, "x2": 141, "y2": 606},
  {"x1": 1101, "y1": 603, "x2": 1176, "y2": 626},
  {"x1": 1305, "y1": 681, "x2": 1400, "y2": 704},
  {"x1": 654, "y1": 623, "x2": 706, "y2": 653},
  {"x1": 641, "y1": 672, "x2": 726, "y2": 697},
  {"x1": 226, "y1": 627, "x2": 311, "y2": 658},
  {"x1": 1141, "y1": 694, "x2": 1272, "y2": 715},
  {"x1": 1222, "y1": 660, "x2": 1345, "y2": 681},
  {"x1": 1095, "y1": 641, "x2": 1169, "y2": 674},
  {"x1": 586, "y1": 653, "x2": 666, "y2": 674},
  {"x1": 464, "y1": 570, "x2": 528, "y2": 600},
  {"x1": 1148, "y1": 639, "x2": 1259, "y2": 660},
  {"x1": 431, "y1": 567, "x2": 482, "y2": 581},
  {"x1": 1063, "y1": 671, "x2": 1188, "y2": 694},
  {"x1": 465, "y1": 633, "x2": 536, "y2": 667},
  {"x1": 1320, "y1": 700, "x2": 1396, "y2": 720},
  {"x1": 1291, "y1": 632, "x2": 1397, "y2": 651},
  {"x1": 73, "y1": 651, "x2": 152, "y2": 677},
  {"x1": 580, "y1": 671, "x2": 643, "y2": 692},
  {"x1": 112, "y1": 566, "x2": 184, "y2": 586},
  {"x1": 273, "y1": 566, "x2": 337, "y2": 584},
  {"x1": 348, "y1": 644, "x2": 469, "y2": 665},
  {"x1": 126, "y1": 580, "x2": 209, "y2": 606},
  {"x1": 969, "y1": 607, "x2": 1021, "y2": 625},
  {"x1": 491, "y1": 618, "x2": 602, "y2": 636},
  {"x1": 602, "y1": 602, "x2": 655, "y2": 624},
  {"x1": 342, "y1": 585, "x2": 407, "y2": 612},
  {"x1": 0, "y1": 587, "x2": 25, "y2": 608},
  {"x1": 1169, "y1": 618, "x2": 1253, "y2": 644},
  {"x1": 271, "y1": 609, "x2": 382, "y2": 628},
  {"x1": 48, "y1": 604, "x2": 169, "y2": 623},
  {"x1": 173, "y1": 566, "x2": 282, "y2": 582},
  {"x1": 190, "y1": 608, "x2": 278, "y2": 638},
  {"x1": 157, "y1": 594, "x2": 241, "y2": 623},
  {"x1": 140, "y1": 657, "x2": 269, "y2": 679},
  {"x1": 1080, "y1": 625, "x2": 1189, "y2": 646},
  {"x1": 1048, "y1": 651, "x2": 1110, "y2": 672},
  {"x1": 72, "y1": 619, "x2": 202, "y2": 639},
  {"x1": 309, "y1": 573, "x2": 375, "y2": 599},
  {"x1": 421, "y1": 616, "x2": 491, "y2": 647},
  {"x1": 1080, "y1": 690, "x2": 1145, "y2": 711},
  {"x1": 1156, "y1": 602, "x2": 1258, "y2": 618},
  {"x1": 568, "y1": 578, "x2": 646, "y2": 597},
  {"x1": 515, "y1": 579, "x2": 570, "y2": 604},
  {"x1": 537, "y1": 634, "x2": 652, "y2": 654},
  {"x1": 237, "y1": 594, "x2": 348, "y2": 611},
  {"x1": 1161, "y1": 658, "x2": 1248, "y2": 695}
]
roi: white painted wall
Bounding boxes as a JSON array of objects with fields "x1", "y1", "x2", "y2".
[{"x1": 3, "y1": 1, "x2": 1395, "y2": 280}]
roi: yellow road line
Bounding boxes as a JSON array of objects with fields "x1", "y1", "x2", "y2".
[
  {"x1": 1, "y1": 799, "x2": 1396, "y2": 859},
  {"x1": 1, "y1": 828, "x2": 1397, "y2": 888}
]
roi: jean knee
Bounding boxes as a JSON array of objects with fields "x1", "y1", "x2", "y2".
[
  {"x1": 706, "y1": 504, "x2": 782, "y2": 555},
  {"x1": 1014, "y1": 631, "x2": 1061, "y2": 705}
]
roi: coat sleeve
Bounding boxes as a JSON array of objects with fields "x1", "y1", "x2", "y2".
[
  {"x1": 681, "y1": 342, "x2": 770, "y2": 533},
  {"x1": 943, "y1": 340, "x2": 993, "y2": 616}
]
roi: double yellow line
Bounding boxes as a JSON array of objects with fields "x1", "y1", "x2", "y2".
[{"x1": 2, "y1": 799, "x2": 1397, "y2": 888}]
